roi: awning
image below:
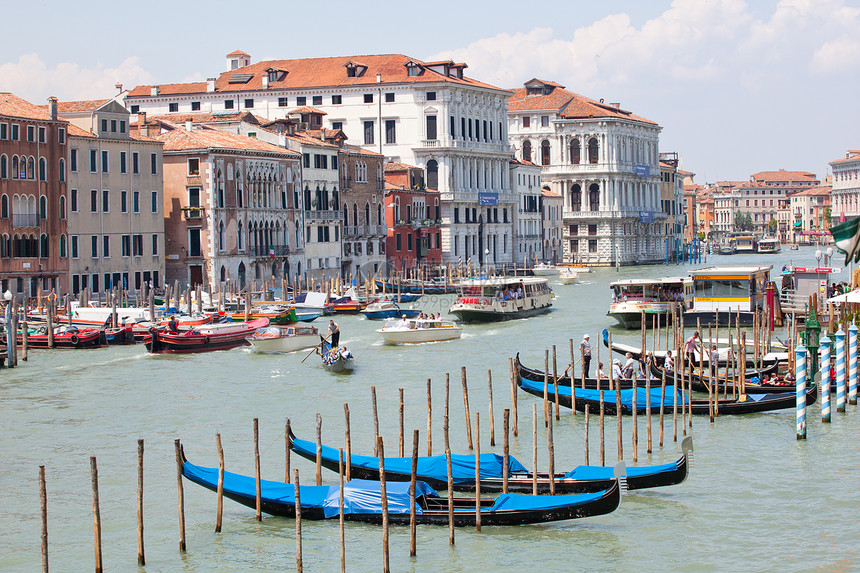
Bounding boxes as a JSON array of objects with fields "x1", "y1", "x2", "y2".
[{"x1": 827, "y1": 289, "x2": 860, "y2": 303}]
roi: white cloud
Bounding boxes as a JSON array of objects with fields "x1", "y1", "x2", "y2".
[{"x1": 0, "y1": 53, "x2": 154, "y2": 103}]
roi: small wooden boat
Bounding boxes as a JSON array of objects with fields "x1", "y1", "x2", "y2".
[
  {"x1": 248, "y1": 325, "x2": 319, "y2": 353},
  {"x1": 361, "y1": 299, "x2": 420, "y2": 320},
  {"x1": 179, "y1": 445, "x2": 622, "y2": 525},
  {"x1": 231, "y1": 307, "x2": 296, "y2": 325},
  {"x1": 649, "y1": 362, "x2": 785, "y2": 394},
  {"x1": 105, "y1": 325, "x2": 136, "y2": 345},
  {"x1": 518, "y1": 376, "x2": 817, "y2": 415},
  {"x1": 288, "y1": 427, "x2": 690, "y2": 494},
  {"x1": 559, "y1": 270, "x2": 580, "y2": 285},
  {"x1": 375, "y1": 279, "x2": 457, "y2": 295},
  {"x1": 531, "y1": 262, "x2": 560, "y2": 276},
  {"x1": 8, "y1": 325, "x2": 106, "y2": 349},
  {"x1": 319, "y1": 339, "x2": 355, "y2": 372},
  {"x1": 328, "y1": 296, "x2": 365, "y2": 314},
  {"x1": 144, "y1": 317, "x2": 268, "y2": 354},
  {"x1": 376, "y1": 317, "x2": 462, "y2": 345}
]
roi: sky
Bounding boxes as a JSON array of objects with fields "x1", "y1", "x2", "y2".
[{"x1": 2, "y1": 0, "x2": 858, "y2": 183}]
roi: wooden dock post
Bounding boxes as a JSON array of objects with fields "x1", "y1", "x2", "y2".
[
  {"x1": 254, "y1": 418, "x2": 262, "y2": 520},
  {"x1": 552, "y1": 345, "x2": 559, "y2": 420},
  {"x1": 39, "y1": 465, "x2": 48, "y2": 573},
  {"x1": 532, "y1": 404, "x2": 538, "y2": 495},
  {"x1": 343, "y1": 406, "x2": 351, "y2": 481},
  {"x1": 584, "y1": 404, "x2": 590, "y2": 465},
  {"x1": 461, "y1": 367, "x2": 474, "y2": 449},
  {"x1": 285, "y1": 419, "x2": 292, "y2": 483},
  {"x1": 21, "y1": 318, "x2": 28, "y2": 361},
  {"x1": 659, "y1": 372, "x2": 666, "y2": 448},
  {"x1": 173, "y1": 440, "x2": 186, "y2": 552},
  {"x1": 410, "y1": 430, "x2": 418, "y2": 556},
  {"x1": 215, "y1": 433, "x2": 225, "y2": 533},
  {"x1": 475, "y1": 412, "x2": 482, "y2": 531},
  {"x1": 509, "y1": 358, "x2": 518, "y2": 436},
  {"x1": 443, "y1": 386, "x2": 454, "y2": 546},
  {"x1": 487, "y1": 370, "x2": 496, "y2": 446},
  {"x1": 503, "y1": 408, "x2": 510, "y2": 493},
  {"x1": 315, "y1": 413, "x2": 323, "y2": 486},
  {"x1": 377, "y1": 437, "x2": 390, "y2": 573},
  {"x1": 646, "y1": 373, "x2": 652, "y2": 453},
  {"x1": 91, "y1": 456, "x2": 103, "y2": 572},
  {"x1": 616, "y1": 371, "x2": 623, "y2": 462},
  {"x1": 426, "y1": 379, "x2": 432, "y2": 455},
  {"x1": 294, "y1": 469, "x2": 303, "y2": 573},
  {"x1": 338, "y1": 449, "x2": 346, "y2": 573},
  {"x1": 399, "y1": 388, "x2": 405, "y2": 457},
  {"x1": 371, "y1": 386, "x2": 380, "y2": 455},
  {"x1": 137, "y1": 439, "x2": 145, "y2": 565},
  {"x1": 599, "y1": 390, "x2": 605, "y2": 465},
  {"x1": 631, "y1": 374, "x2": 638, "y2": 463}
]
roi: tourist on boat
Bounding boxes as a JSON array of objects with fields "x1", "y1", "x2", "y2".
[
  {"x1": 580, "y1": 334, "x2": 592, "y2": 378},
  {"x1": 622, "y1": 352, "x2": 636, "y2": 379},
  {"x1": 168, "y1": 316, "x2": 178, "y2": 333},
  {"x1": 612, "y1": 359, "x2": 623, "y2": 380},
  {"x1": 597, "y1": 362, "x2": 608, "y2": 379},
  {"x1": 328, "y1": 320, "x2": 340, "y2": 347},
  {"x1": 664, "y1": 350, "x2": 674, "y2": 371},
  {"x1": 684, "y1": 331, "x2": 700, "y2": 368},
  {"x1": 709, "y1": 345, "x2": 719, "y2": 376}
]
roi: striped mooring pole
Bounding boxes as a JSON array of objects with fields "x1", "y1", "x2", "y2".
[
  {"x1": 836, "y1": 329, "x2": 847, "y2": 413},
  {"x1": 849, "y1": 323, "x2": 858, "y2": 406},
  {"x1": 820, "y1": 336, "x2": 831, "y2": 423},
  {"x1": 795, "y1": 345, "x2": 807, "y2": 440}
]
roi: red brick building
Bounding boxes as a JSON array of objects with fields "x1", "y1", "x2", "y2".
[
  {"x1": 384, "y1": 162, "x2": 442, "y2": 271},
  {"x1": 0, "y1": 93, "x2": 69, "y2": 295}
]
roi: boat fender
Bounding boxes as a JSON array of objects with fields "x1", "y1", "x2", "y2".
[
  {"x1": 69, "y1": 334, "x2": 79, "y2": 345},
  {"x1": 204, "y1": 336, "x2": 210, "y2": 344}
]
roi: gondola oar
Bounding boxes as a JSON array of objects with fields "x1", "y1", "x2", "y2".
[{"x1": 301, "y1": 334, "x2": 332, "y2": 363}]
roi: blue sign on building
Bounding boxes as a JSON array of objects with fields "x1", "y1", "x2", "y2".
[
  {"x1": 635, "y1": 164, "x2": 651, "y2": 178},
  {"x1": 639, "y1": 211, "x2": 654, "y2": 223},
  {"x1": 478, "y1": 192, "x2": 499, "y2": 206}
]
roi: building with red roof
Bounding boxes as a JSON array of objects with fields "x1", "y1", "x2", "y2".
[{"x1": 384, "y1": 162, "x2": 442, "y2": 270}]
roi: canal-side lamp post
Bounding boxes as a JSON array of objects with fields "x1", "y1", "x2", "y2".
[{"x1": 805, "y1": 305, "x2": 821, "y2": 380}]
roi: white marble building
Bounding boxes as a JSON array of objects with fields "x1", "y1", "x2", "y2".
[
  {"x1": 507, "y1": 79, "x2": 667, "y2": 266},
  {"x1": 830, "y1": 150, "x2": 860, "y2": 222},
  {"x1": 509, "y1": 159, "x2": 543, "y2": 265}
]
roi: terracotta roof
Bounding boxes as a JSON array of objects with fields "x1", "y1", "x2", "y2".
[
  {"x1": 66, "y1": 123, "x2": 95, "y2": 138},
  {"x1": 750, "y1": 169, "x2": 818, "y2": 183},
  {"x1": 56, "y1": 99, "x2": 112, "y2": 113},
  {"x1": 143, "y1": 111, "x2": 257, "y2": 125},
  {"x1": 127, "y1": 54, "x2": 508, "y2": 98},
  {"x1": 341, "y1": 143, "x2": 382, "y2": 157},
  {"x1": 0, "y1": 92, "x2": 58, "y2": 121},
  {"x1": 155, "y1": 126, "x2": 299, "y2": 156},
  {"x1": 227, "y1": 50, "x2": 250, "y2": 57},
  {"x1": 282, "y1": 131, "x2": 339, "y2": 149},
  {"x1": 289, "y1": 106, "x2": 327, "y2": 116},
  {"x1": 829, "y1": 150, "x2": 860, "y2": 165},
  {"x1": 384, "y1": 161, "x2": 415, "y2": 172},
  {"x1": 791, "y1": 185, "x2": 831, "y2": 197},
  {"x1": 541, "y1": 189, "x2": 562, "y2": 197},
  {"x1": 508, "y1": 83, "x2": 655, "y2": 124}
]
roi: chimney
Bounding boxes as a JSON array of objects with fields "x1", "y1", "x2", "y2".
[
  {"x1": 609, "y1": 102, "x2": 620, "y2": 109},
  {"x1": 137, "y1": 112, "x2": 147, "y2": 125},
  {"x1": 48, "y1": 97, "x2": 58, "y2": 121},
  {"x1": 278, "y1": 132, "x2": 286, "y2": 148},
  {"x1": 140, "y1": 122, "x2": 150, "y2": 137},
  {"x1": 150, "y1": 86, "x2": 159, "y2": 97},
  {"x1": 206, "y1": 78, "x2": 216, "y2": 93},
  {"x1": 261, "y1": 74, "x2": 269, "y2": 89},
  {"x1": 115, "y1": 83, "x2": 123, "y2": 94},
  {"x1": 185, "y1": 120, "x2": 193, "y2": 132}
]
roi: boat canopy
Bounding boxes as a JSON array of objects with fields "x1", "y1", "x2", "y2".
[{"x1": 490, "y1": 489, "x2": 605, "y2": 512}]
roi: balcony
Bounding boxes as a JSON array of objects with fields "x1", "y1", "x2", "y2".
[
  {"x1": 249, "y1": 245, "x2": 291, "y2": 257},
  {"x1": 12, "y1": 213, "x2": 39, "y2": 228},
  {"x1": 304, "y1": 209, "x2": 344, "y2": 222},
  {"x1": 181, "y1": 206, "x2": 205, "y2": 221}
]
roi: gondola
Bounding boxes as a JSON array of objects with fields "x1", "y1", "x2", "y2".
[
  {"x1": 287, "y1": 427, "x2": 691, "y2": 494},
  {"x1": 518, "y1": 376, "x2": 817, "y2": 415},
  {"x1": 319, "y1": 338, "x2": 355, "y2": 372},
  {"x1": 649, "y1": 362, "x2": 789, "y2": 395},
  {"x1": 179, "y1": 444, "x2": 622, "y2": 526},
  {"x1": 515, "y1": 353, "x2": 652, "y2": 390}
]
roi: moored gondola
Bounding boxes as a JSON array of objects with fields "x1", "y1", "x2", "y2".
[
  {"x1": 179, "y1": 444, "x2": 622, "y2": 526},
  {"x1": 518, "y1": 376, "x2": 817, "y2": 415},
  {"x1": 287, "y1": 426, "x2": 691, "y2": 493},
  {"x1": 648, "y1": 362, "x2": 790, "y2": 394}
]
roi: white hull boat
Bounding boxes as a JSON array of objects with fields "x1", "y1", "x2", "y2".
[
  {"x1": 559, "y1": 271, "x2": 580, "y2": 285},
  {"x1": 377, "y1": 318, "x2": 462, "y2": 345},
  {"x1": 248, "y1": 325, "x2": 320, "y2": 353}
]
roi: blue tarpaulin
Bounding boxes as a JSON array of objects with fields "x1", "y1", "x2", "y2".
[
  {"x1": 322, "y1": 479, "x2": 437, "y2": 518},
  {"x1": 291, "y1": 435, "x2": 529, "y2": 483},
  {"x1": 490, "y1": 489, "x2": 605, "y2": 512}
]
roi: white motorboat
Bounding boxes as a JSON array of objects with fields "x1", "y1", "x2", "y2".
[
  {"x1": 559, "y1": 270, "x2": 580, "y2": 285},
  {"x1": 531, "y1": 262, "x2": 560, "y2": 276},
  {"x1": 566, "y1": 265, "x2": 592, "y2": 274},
  {"x1": 248, "y1": 325, "x2": 320, "y2": 353},
  {"x1": 376, "y1": 317, "x2": 462, "y2": 345}
]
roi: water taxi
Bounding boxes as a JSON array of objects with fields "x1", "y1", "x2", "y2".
[
  {"x1": 757, "y1": 237, "x2": 781, "y2": 253},
  {"x1": 449, "y1": 277, "x2": 553, "y2": 322},
  {"x1": 531, "y1": 262, "x2": 560, "y2": 276},
  {"x1": 559, "y1": 269, "x2": 580, "y2": 285},
  {"x1": 376, "y1": 317, "x2": 462, "y2": 345},
  {"x1": 684, "y1": 265, "x2": 772, "y2": 326},
  {"x1": 607, "y1": 277, "x2": 693, "y2": 329},
  {"x1": 728, "y1": 231, "x2": 757, "y2": 253}
]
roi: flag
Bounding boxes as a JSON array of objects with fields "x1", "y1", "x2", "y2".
[{"x1": 830, "y1": 218, "x2": 860, "y2": 264}]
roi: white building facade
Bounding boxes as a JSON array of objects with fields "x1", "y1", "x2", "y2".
[
  {"x1": 830, "y1": 150, "x2": 860, "y2": 223},
  {"x1": 507, "y1": 79, "x2": 666, "y2": 266},
  {"x1": 509, "y1": 159, "x2": 542, "y2": 264},
  {"x1": 124, "y1": 52, "x2": 515, "y2": 269}
]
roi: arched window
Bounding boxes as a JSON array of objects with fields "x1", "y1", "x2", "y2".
[
  {"x1": 59, "y1": 235, "x2": 67, "y2": 258},
  {"x1": 426, "y1": 159, "x2": 438, "y2": 189},
  {"x1": 343, "y1": 203, "x2": 349, "y2": 226},
  {"x1": 365, "y1": 202, "x2": 370, "y2": 226},
  {"x1": 59, "y1": 196, "x2": 66, "y2": 220},
  {"x1": 58, "y1": 158, "x2": 65, "y2": 182},
  {"x1": 237, "y1": 221, "x2": 244, "y2": 250},
  {"x1": 38, "y1": 157, "x2": 46, "y2": 181},
  {"x1": 588, "y1": 138, "x2": 599, "y2": 164},
  {"x1": 304, "y1": 186, "x2": 311, "y2": 210},
  {"x1": 219, "y1": 221, "x2": 225, "y2": 251},
  {"x1": 571, "y1": 184, "x2": 582, "y2": 212},
  {"x1": 0, "y1": 195, "x2": 7, "y2": 219},
  {"x1": 522, "y1": 140, "x2": 532, "y2": 163},
  {"x1": 331, "y1": 187, "x2": 338, "y2": 209},
  {"x1": 589, "y1": 183, "x2": 600, "y2": 211},
  {"x1": 236, "y1": 168, "x2": 244, "y2": 207},
  {"x1": 0, "y1": 154, "x2": 6, "y2": 179},
  {"x1": 569, "y1": 139, "x2": 580, "y2": 164},
  {"x1": 27, "y1": 157, "x2": 35, "y2": 179},
  {"x1": 220, "y1": 265, "x2": 227, "y2": 282},
  {"x1": 11, "y1": 155, "x2": 19, "y2": 179},
  {"x1": 353, "y1": 203, "x2": 358, "y2": 227},
  {"x1": 39, "y1": 195, "x2": 47, "y2": 219},
  {"x1": 217, "y1": 169, "x2": 224, "y2": 208},
  {"x1": 40, "y1": 234, "x2": 49, "y2": 257},
  {"x1": 540, "y1": 140, "x2": 551, "y2": 166},
  {"x1": 377, "y1": 203, "x2": 382, "y2": 226}
]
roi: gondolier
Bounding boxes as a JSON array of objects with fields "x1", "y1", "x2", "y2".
[
  {"x1": 328, "y1": 319, "x2": 340, "y2": 347},
  {"x1": 580, "y1": 334, "x2": 593, "y2": 378}
]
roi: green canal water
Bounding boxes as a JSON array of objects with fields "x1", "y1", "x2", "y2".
[{"x1": 1, "y1": 246, "x2": 858, "y2": 572}]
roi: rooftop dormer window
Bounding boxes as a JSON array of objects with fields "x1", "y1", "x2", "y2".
[
  {"x1": 405, "y1": 61, "x2": 422, "y2": 77},
  {"x1": 345, "y1": 62, "x2": 367, "y2": 78}
]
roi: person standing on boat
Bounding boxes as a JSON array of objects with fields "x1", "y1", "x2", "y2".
[
  {"x1": 580, "y1": 334, "x2": 593, "y2": 378},
  {"x1": 328, "y1": 320, "x2": 340, "y2": 348},
  {"x1": 167, "y1": 316, "x2": 178, "y2": 333},
  {"x1": 684, "y1": 331, "x2": 700, "y2": 371}
]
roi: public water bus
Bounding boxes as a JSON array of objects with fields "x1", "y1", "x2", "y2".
[
  {"x1": 684, "y1": 265, "x2": 772, "y2": 326},
  {"x1": 728, "y1": 232, "x2": 757, "y2": 253},
  {"x1": 607, "y1": 277, "x2": 693, "y2": 329},
  {"x1": 449, "y1": 277, "x2": 552, "y2": 322},
  {"x1": 757, "y1": 237, "x2": 781, "y2": 253}
]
